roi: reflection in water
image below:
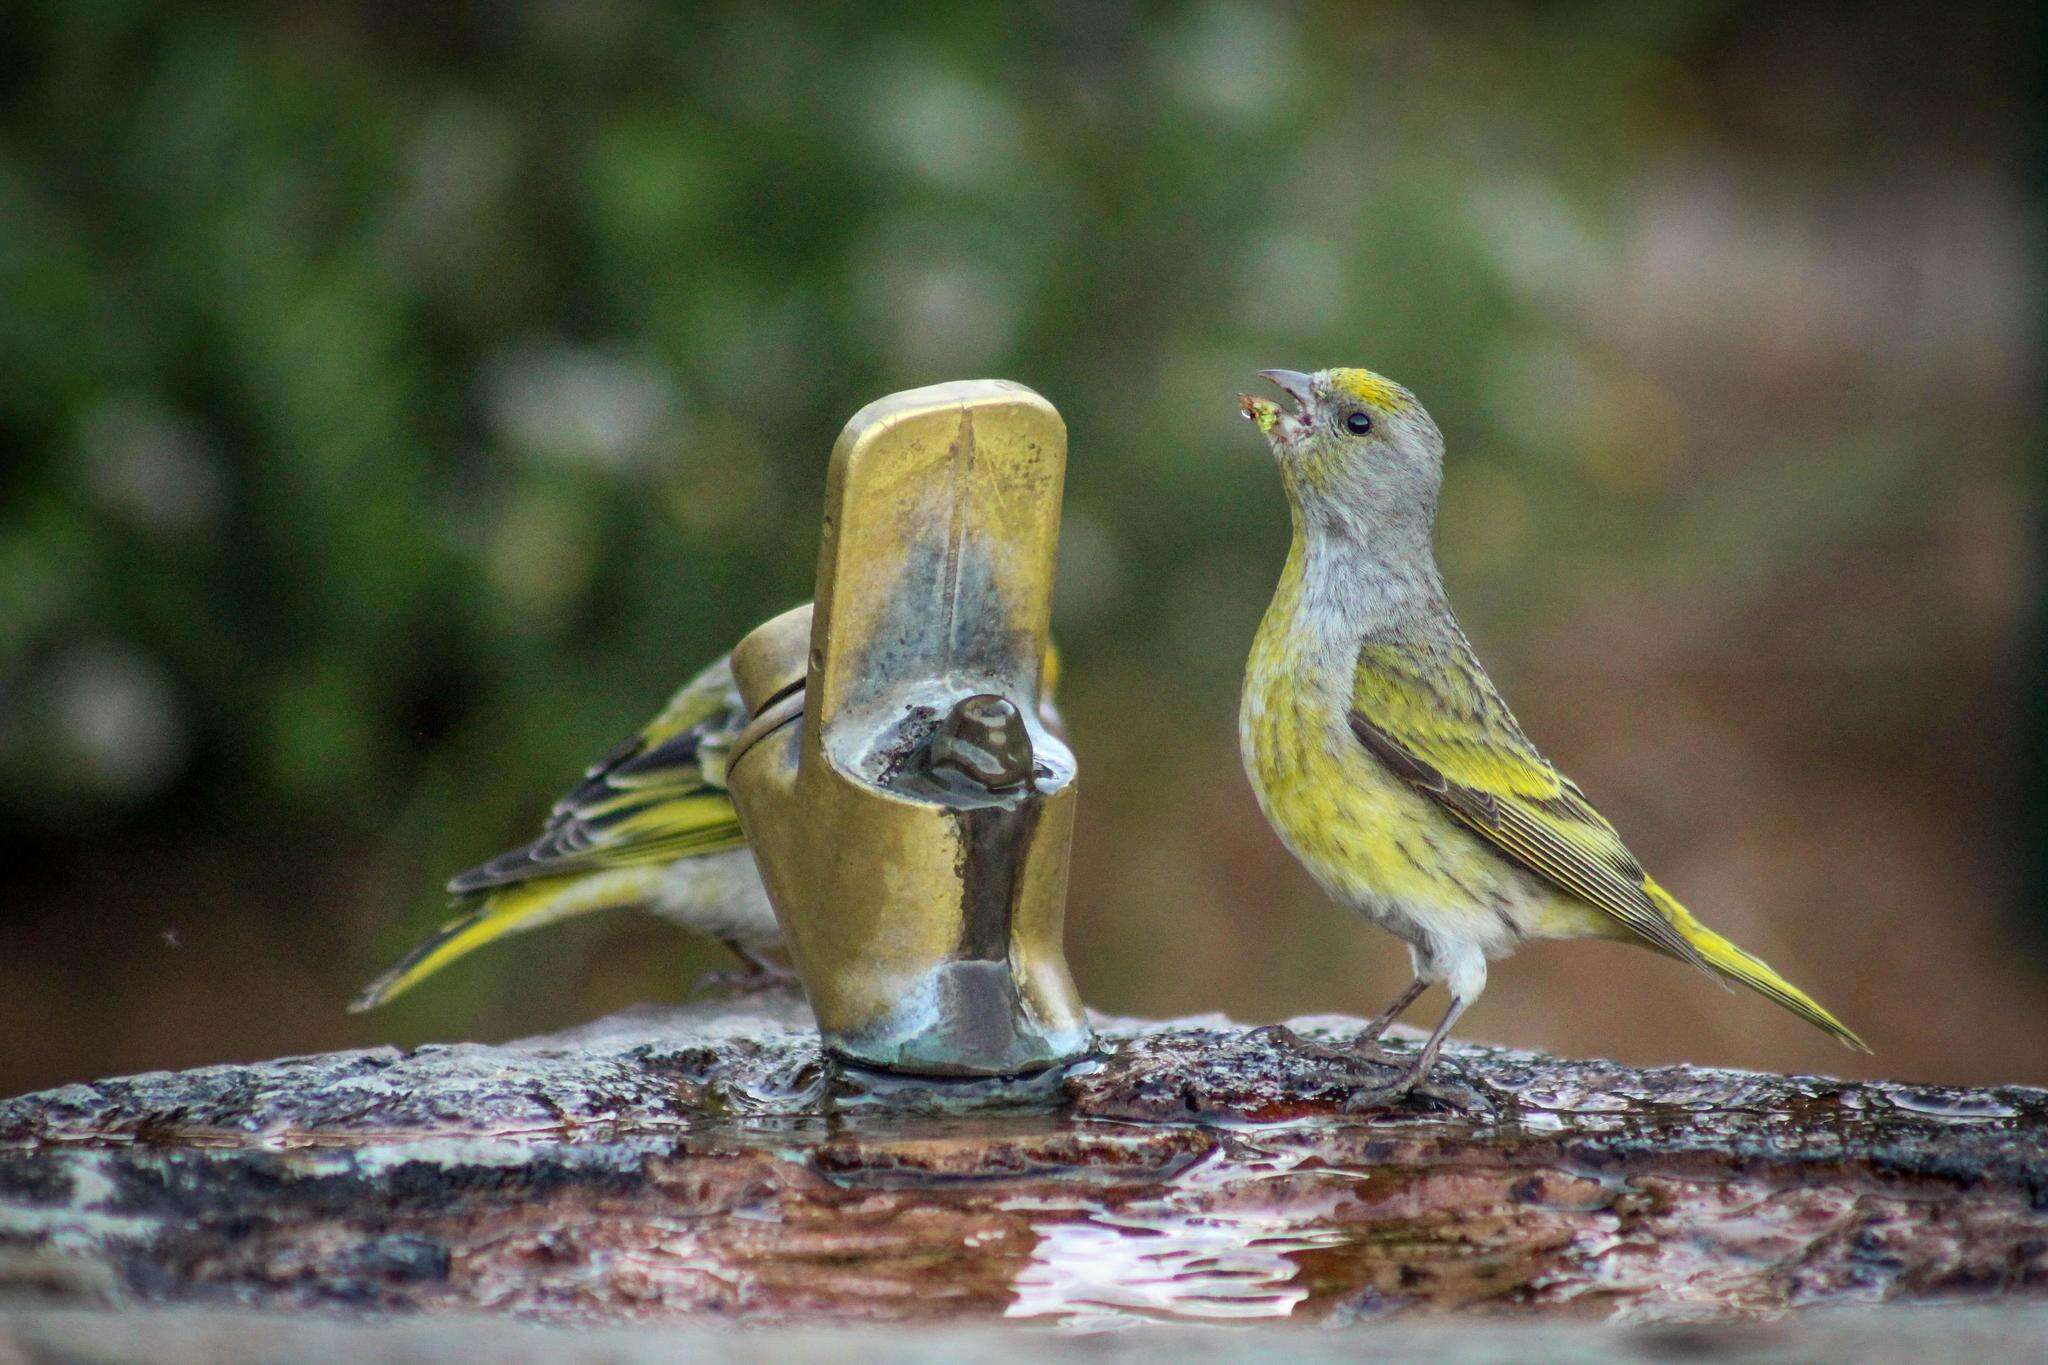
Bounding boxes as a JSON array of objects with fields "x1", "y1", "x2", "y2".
[{"x1": 1005, "y1": 1142, "x2": 1364, "y2": 1327}]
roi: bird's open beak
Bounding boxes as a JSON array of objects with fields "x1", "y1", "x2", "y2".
[
  {"x1": 1239, "y1": 369, "x2": 1313, "y2": 438},
  {"x1": 1257, "y1": 370, "x2": 1313, "y2": 412}
]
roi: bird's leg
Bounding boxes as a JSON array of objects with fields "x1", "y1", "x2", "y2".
[
  {"x1": 1346, "y1": 994, "x2": 1469, "y2": 1111},
  {"x1": 1398, "y1": 994, "x2": 1467, "y2": 1085},
  {"x1": 1355, "y1": 977, "x2": 1428, "y2": 1047},
  {"x1": 692, "y1": 941, "x2": 798, "y2": 997},
  {"x1": 732, "y1": 941, "x2": 795, "y2": 980},
  {"x1": 1251, "y1": 978, "x2": 1431, "y2": 1074}
]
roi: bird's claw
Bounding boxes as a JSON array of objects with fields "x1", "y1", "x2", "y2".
[
  {"x1": 1252, "y1": 1024, "x2": 1407, "y2": 1083},
  {"x1": 689, "y1": 965, "x2": 799, "y2": 1000},
  {"x1": 1249, "y1": 1023, "x2": 1348, "y2": 1063},
  {"x1": 1340, "y1": 1078, "x2": 1416, "y2": 1113},
  {"x1": 1342, "y1": 1059, "x2": 1491, "y2": 1116},
  {"x1": 1248, "y1": 1025, "x2": 1490, "y2": 1115}
]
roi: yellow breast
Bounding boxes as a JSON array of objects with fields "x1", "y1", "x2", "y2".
[{"x1": 1238, "y1": 549, "x2": 1534, "y2": 939}]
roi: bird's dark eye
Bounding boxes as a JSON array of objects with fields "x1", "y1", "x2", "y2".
[{"x1": 1344, "y1": 411, "x2": 1373, "y2": 435}]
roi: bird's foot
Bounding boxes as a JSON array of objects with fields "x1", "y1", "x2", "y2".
[
  {"x1": 1250, "y1": 1024, "x2": 1404, "y2": 1078},
  {"x1": 1249, "y1": 1025, "x2": 1490, "y2": 1114},
  {"x1": 689, "y1": 963, "x2": 799, "y2": 1000},
  {"x1": 1339, "y1": 1052, "x2": 1490, "y2": 1116},
  {"x1": 1245, "y1": 1023, "x2": 1425, "y2": 1096}
]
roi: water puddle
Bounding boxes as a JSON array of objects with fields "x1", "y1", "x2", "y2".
[
  {"x1": 1005, "y1": 1142, "x2": 1365, "y2": 1326},
  {"x1": 1879, "y1": 1087, "x2": 2021, "y2": 1120}
]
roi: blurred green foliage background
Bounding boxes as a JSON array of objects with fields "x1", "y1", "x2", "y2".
[{"x1": 2, "y1": 2, "x2": 2039, "y2": 1094}]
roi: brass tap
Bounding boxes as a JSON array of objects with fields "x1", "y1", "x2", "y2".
[{"x1": 724, "y1": 381, "x2": 1093, "y2": 1076}]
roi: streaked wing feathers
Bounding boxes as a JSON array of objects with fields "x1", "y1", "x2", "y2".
[
  {"x1": 448, "y1": 657, "x2": 749, "y2": 895},
  {"x1": 1349, "y1": 641, "x2": 1708, "y2": 970}
]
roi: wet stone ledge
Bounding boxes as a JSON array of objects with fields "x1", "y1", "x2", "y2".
[{"x1": 1, "y1": 993, "x2": 2044, "y2": 1329}]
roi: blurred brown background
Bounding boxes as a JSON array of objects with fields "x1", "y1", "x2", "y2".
[{"x1": 1, "y1": 2, "x2": 2040, "y2": 1096}]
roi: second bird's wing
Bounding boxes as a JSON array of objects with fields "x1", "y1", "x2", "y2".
[
  {"x1": 1348, "y1": 636, "x2": 1709, "y2": 970},
  {"x1": 447, "y1": 656, "x2": 751, "y2": 895},
  {"x1": 351, "y1": 656, "x2": 754, "y2": 1011}
]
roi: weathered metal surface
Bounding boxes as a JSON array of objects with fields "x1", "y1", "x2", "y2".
[
  {"x1": 1, "y1": 995, "x2": 2043, "y2": 1329},
  {"x1": 725, "y1": 379, "x2": 1089, "y2": 1075}
]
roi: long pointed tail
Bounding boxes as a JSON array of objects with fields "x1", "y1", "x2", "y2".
[
  {"x1": 350, "y1": 867, "x2": 662, "y2": 1012},
  {"x1": 1645, "y1": 879, "x2": 1869, "y2": 1052}
]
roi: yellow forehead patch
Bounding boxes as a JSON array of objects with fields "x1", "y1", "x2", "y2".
[{"x1": 1327, "y1": 368, "x2": 1412, "y2": 412}]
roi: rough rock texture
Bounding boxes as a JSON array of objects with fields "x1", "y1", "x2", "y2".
[
  {"x1": 2, "y1": 994, "x2": 2044, "y2": 1330},
  {"x1": 8, "y1": 1305, "x2": 2048, "y2": 1364}
]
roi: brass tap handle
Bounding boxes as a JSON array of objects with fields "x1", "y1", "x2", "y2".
[{"x1": 927, "y1": 695, "x2": 1035, "y2": 793}]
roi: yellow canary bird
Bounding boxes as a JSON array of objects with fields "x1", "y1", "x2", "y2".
[
  {"x1": 353, "y1": 621, "x2": 1064, "y2": 1012},
  {"x1": 351, "y1": 651, "x2": 780, "y2": 1012},
  {"x1": 1237, "y1": 367, "x2": 1864, "y2": 1096}
]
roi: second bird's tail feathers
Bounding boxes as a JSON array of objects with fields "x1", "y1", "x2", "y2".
[
  {"x1": 350, "y1": 866, "x2": 663, "y2": 1012},
  {"x1": 1645, "y1": 879, "x2": 1868, "y2": 1052}
]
